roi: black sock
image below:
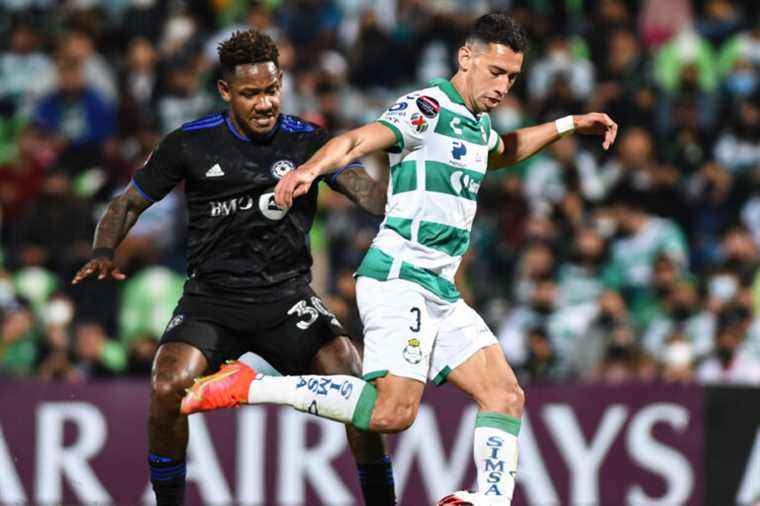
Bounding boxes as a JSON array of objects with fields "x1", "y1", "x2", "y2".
[
  {"x1": 357, "y1": 455, "x2": 396, "y2": 506},
  {"x1": 148, "y1": 452, "x2": 186, "y2": 506}
]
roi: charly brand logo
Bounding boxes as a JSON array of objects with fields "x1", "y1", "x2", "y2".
[
  {"x1": 259, "y1": 192, "x2": 288, "y2": 221},
  {"x1": 165, "y1": 314, "x2": 184, "y2": 332},
  {"x1": 271, "y1": 160, "x2": 295, "y2": 179},
  {"x1": 450, "y1": 171, "x2": 480, "y2": 196},
  {"x1": 402, "y1": 338, "x2": 422, "y2": 364}
]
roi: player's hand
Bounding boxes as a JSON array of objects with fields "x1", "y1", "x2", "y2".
[
  {"x1": 71, "y1": 258, "x2": 126, "y2": 284},
  {"x1": 274, "y1": 165, "x2": 318, "y2": 209},
  {"x1": 573, "y1": 113, "x2": 618, "y2": 150}
]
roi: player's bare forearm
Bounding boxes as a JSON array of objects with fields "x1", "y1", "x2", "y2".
[
  {"x1": 275, "y1": 123, "x2": 397, "y2": 208},
  {"x1": 73, "y1": 184, "x2": 152, "y2": 284},
  {"x1": 488, "y1": 113, "x2": 618, "y2": 170},
  {"x1": 93, "y1": 184, "x2": 152, "y2": 251},
  {"x1": 333, "y1": 168, "x2": 386, "y2": 216},
  {"x1": 305, "y1": 123, "x2": 398, "y2": 177},
  {"x1": 489, "y1": 122, "x2": 561, "y2": 169}
]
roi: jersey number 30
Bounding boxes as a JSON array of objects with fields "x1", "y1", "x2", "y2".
[{"x1": 288, "y1": 297, "x2": 339, "y2": 330}]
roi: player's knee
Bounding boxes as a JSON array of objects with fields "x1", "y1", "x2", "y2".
[
  {"x1": 478, "y1": 381, "x2": 525, "y2": 417},
  {"x1": 370, "y1": 400, "x2": 418, "y2": 433},
  {"x1": 151, "y1": 371, "x2": 194, "y2": 412},
  {"x1": 314, "y1": 337, "x2": 361, "y2": 377}
]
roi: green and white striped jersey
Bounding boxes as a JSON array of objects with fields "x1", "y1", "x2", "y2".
[{"x1": 355, "y1": 79, "x2": 501, "y2": 302}]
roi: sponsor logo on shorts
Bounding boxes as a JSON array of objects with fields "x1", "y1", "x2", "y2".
[
  {"x1": 388, "y1": 102, "x2": 408, "y2": 112},
  {"x1": 165, "y1": 314, "x2": 184, "y2": 333},
  {"x1": 416, "y1": 96, "x2": 440, "y2": 117},
  {"x1": 271, "y1": 159, "x2": 295, "y2": 179},
  {"x1": 403, "y1": 338, "x2": 423, "y2": 364}
]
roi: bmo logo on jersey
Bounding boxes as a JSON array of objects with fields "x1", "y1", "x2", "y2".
[{"x1": 208, "y1": 192, "x2": 288, "y2": 220}]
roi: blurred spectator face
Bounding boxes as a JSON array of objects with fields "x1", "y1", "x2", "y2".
[
  {"x1": 522, "y1": 243, "x2": 554, "y2": 279},
  {"x1": 167, "y1": 65, "x2": 197, "y2": 96},
  {"x1": 722, "y1": 227, "x2": 759, "y2": 265},
  {"x1": 1, "y1": 305, "x2": 34, "y2": 345},
  {"x1": 619, "y1": 127, "x2": 653, "y2": 167},
  {"x1": 75, "y1": 322, "x2": 106, "y2": 362},
  {"x1": 127, "y1": 38, "x2": 157, "y2": 73},
  {"x1": 58, "y1": 58, "x2": 86, "y2": 95},
  {"x1": 458, "y1": 41, "x2": 523, "y2": 113},
  {"x1": 60, "y1": 31, "x2": 95, "y2": 62},
  {"x1": 41, "y1": 172, "x2": 72, "y2": 198},
  {"x1": 668, "y1": 281, "x2": 699, "y2": 319},
  {"x1": 573, "y1": 228, "x2": 606, "y2": 265},
  {"x1": 608, "y1": 30, "x2": 639, "y2": 74},
  {"x1": 599, "y1": 0, "x2": 630, "y2": 25},
  {"x1": 218, "y1": 62, "x2": 282, "y2": 136},
  {"x1": 653, "y1": 255, "x2": 679, "y2": 294},
  {"x1": 10, "y1": 24, "x2": 40, "y2": 54},
  {"x1": 530, "y1": 279, "x2": 558, "y2": 314},
  {"x1": 42, "y1": 294, "x2": 75, "y2": 328}
]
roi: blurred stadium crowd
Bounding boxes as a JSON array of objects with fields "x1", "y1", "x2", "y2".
[{"x1": 0, "y1": 0, "x2": 758, "y2": 386}]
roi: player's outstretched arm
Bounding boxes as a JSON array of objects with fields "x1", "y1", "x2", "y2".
[
  {"x1": 71, "y1": 184, "x2": 153, "y2": 284},
  {"x1": 488, "y1": 112, "x2": 618, "y2": 170},
  {"x1": 331, "y1": 166, "x2": 387, "y2": 216},
  {"x1": 275, "y1": 122, "x2": 397, "y2": 208}
]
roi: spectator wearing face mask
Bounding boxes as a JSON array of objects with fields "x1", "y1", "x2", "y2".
[{"x1": 696, "y1": 302, "x2": 760, "y2": 384}]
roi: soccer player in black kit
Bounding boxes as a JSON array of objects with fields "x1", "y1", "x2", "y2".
[{"x1": 72, "y1": 30, "x2": 395, "y2": 506}]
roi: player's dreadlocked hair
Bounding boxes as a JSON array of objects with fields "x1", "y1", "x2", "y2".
[
  {"x1": 466, "y1": 13, "x2": 528, "y2": 54},
  {"x1": 217, "y1": 29, "x2": 279, "y2": 76}
]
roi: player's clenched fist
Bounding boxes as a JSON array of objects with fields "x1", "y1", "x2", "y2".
[
  {"x1": 71, "y1": 257, "x2": 126, "y2": 284},
  {"x1": 274, "y1": 165, "x2": 318, "y2": 209}
]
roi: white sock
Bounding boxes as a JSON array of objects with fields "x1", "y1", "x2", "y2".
[
  {"x1": 248, "y1": 374, "x2": 377, "y2": 430},
  {"x1": 473, "y1": 412, "x2": 521, "y2": 505}
]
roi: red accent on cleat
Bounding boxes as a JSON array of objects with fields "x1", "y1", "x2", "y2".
[{"x1": 180, "y1": 361, "x2": 257, "y2": 415}]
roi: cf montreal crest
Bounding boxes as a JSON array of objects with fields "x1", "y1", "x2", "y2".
[{"x1": 271, "y1": 159, "x2": 296, "y2": 179}]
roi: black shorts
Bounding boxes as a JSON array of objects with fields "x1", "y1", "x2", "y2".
[{"x1": 160, "y1": 286, "x2": 345, "y2": 374}]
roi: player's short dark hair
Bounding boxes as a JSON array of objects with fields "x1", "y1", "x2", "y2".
[
  {"x1": 217, "y1": 29, "x2": 279, "y2": 77},
  {"x1": 466, "y1": 13, "x2": 528, "y2": 54}
]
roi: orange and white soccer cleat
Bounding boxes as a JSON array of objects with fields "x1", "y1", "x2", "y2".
[{"x1": 180, "y1": 360, "x2": 257, "y2": 415}]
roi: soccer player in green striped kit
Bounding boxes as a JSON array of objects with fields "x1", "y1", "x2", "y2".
[{"x1": 183, "y1": 13, "x2": 617, "y2": 505}]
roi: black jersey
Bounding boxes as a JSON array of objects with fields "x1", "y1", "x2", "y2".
[{"x1": 132, "y1": 112, "x2": 344, "y2": 302}]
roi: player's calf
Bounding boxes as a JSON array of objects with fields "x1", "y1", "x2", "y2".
[{"x1": 367, "y1": 374, "x2": 424, "y2": 433}]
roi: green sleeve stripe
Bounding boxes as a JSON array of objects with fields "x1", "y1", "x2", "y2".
[
  {"x1": 362, "y1": 370, "x2": 389, "y2": 382},
  {"x1": 431, "y1": 366, "x2": 452, "y2": 386},
  {"x1": 351, "y1": 383, "x2": 378, "y2": 431},
  {"x1": 377, "y1": 120, "x2": 405, "y2": 150},
  {"x1": 475, "y1": 412, "x2": 521, "y2": 436}
]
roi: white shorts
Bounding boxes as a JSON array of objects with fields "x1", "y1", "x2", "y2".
[{"x1": 356, "y1": 276, "x2": 498, "y2": 385}]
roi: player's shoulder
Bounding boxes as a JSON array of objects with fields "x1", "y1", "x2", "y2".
[
  {"x1": 390, "y1": 84, "x2": 443, "y2": 119},
  {"x1": 280, "y1": 114, "x2": 321, "y2": 134},
  {"x1": 178, "y1": 111, "x2": 226, "y2": 135}
]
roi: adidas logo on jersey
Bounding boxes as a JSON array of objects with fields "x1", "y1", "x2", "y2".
[{"x1": 205, "y1": 164, "x2": 225, "y2": 177}]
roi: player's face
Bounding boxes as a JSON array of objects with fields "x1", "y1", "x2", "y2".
[
  {"x1": 461, "y1": 43, "x2": 523, "y2": 113},
  {"x1": 218, "y1": 62, "x2": 283, "y2": 136}
]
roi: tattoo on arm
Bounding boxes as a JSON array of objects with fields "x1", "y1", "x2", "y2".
[
  {"x1": 93, "y1": 185, "x2": 153, "y2": 250},
  {"x1": 333, "y1": 168, "x2": 387, "y2": 216}
]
